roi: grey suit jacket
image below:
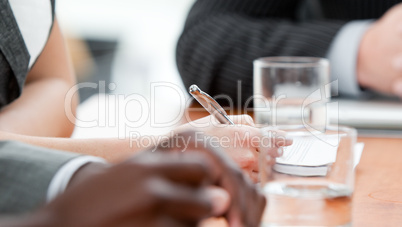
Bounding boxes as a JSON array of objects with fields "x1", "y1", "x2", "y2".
[{"x1": 0, "y1": 141, "x2": 79, "y2": 215}]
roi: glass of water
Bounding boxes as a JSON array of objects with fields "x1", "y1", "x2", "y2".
[
  {"x1": 259, "y1": 125, "x2": 356, "y2": 227},
  {"x1": 253, "y1": 57, "x2": 330, "y2": 128}
]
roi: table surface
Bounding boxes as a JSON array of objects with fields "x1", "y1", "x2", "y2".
[{"x1": 186, "y1": 109, "x2": 402, "y2": 227}]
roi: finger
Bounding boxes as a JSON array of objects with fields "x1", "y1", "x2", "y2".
[
  {"x1": 207, "y1": 149, "x2": 263, "y2": 226},
  {"x1": 246, "y1": 127, "x2": 292, "y2": 152},
  {"x1": 271, "y1": 130, "x2": 293, "y2": 147},
  {"x1": 258, "y1": 194, "x2": 267, "y2": 221},
  {"x1": 153, "y1": 216, "x2": 193, "y2": 227},
  {"x1": 264, "y1": 151, "x2": 277, "y2": 166},
  {"x1": 259, "y1": 129, "x2": 293, "y2": 160},
  {"x1": 225, "y1": 173, "x2": 249, "y2": 227},
  {"x1": 251, "y1": 154, "x2": 260, "y2": 173},
  {"x1": 205, "y1": 186, "x2": 231, "y2": 216},
  {"x1": 117, "y1": 215, "x2": 191, "y2": 227},
  {"x1": 247, "y1": 147, "x2": 260, "y2": 173},
  {"x1": 228, "y1": 147, "x2": 258, "y2": 171},
  {"x1": 195, "y1": 134, "x2": 255, "y2": 224},
  {"x1": 241, "y1": 184, "x2": 266, "y2": 227},
  {"x1": 229, "y1": 114, "x2": 256, "y2": 126},
  {"x1": 149, "y1": 178, "x2": 213, "y2": 221},
  {"x1": 169, "y1": 131, "x2": 261, "y2": 226},
  {"x1": 238, "y1": 178, "x2": 265, "y2": 227},
  {"x1": 133, "y1": 152, "x2": 213, "y2": 187},
  {"x1": 157, "y1": 154, "x2": 214, "y2": 187},
  {"x1": 259, "y1": 142, "x2": 283, "y2": 170},
  {"x1": 245, "y1": 170, "x2": 259, "y2": 183},
  {"x1": 267, "y1": 147, "x2": 283, "y2": 158},
  {"x1": 249, "y1": 189, "x2": 267, "y2": 227},
  {"x1": 212, "y1": 159, "x2": 255, "y2": 226}
]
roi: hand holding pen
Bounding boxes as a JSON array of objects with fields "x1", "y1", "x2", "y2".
[{"x1": 186, "y1": 85, "x2": 293, "y2": 226}]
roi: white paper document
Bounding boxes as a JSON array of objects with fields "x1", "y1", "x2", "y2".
[
  {"x1": 276, "y1": 136, "x2": 340, "y2": 167},
  {"x1": 274, "y1": 135, "x2": 364, "y2": 176}
]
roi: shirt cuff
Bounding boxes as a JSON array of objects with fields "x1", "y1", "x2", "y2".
[
  {"x1": 327, "y1": 20, "x2": 373, "y2": 97},
  {"x1": 46, "y1": 156, "x2": 107, "y2": 202}
]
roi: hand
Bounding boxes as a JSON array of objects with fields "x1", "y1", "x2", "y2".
[
  {"x1": 5, "y1": 131, "x2": 268, "y2": 227},
  {"x1": 156, "y1": 130, "x2": 290, "y2": 227},
  {"x1": 18, "y1": 151, "x2": 230, "y2": 227},
  {"x1": 357, "y1": 3, "x2": 402, "y2": 97},
  {"x1": 173, "y1": 115, "x2": 292, "y2": 183}
]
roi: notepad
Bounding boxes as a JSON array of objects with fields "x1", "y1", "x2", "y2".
[
  {"x1": 274, "y1": 136, "x2": 364, "y2": 177},
  {"x1": 276, "y1": 136, "x2": 339, "y2": 166},
  {"x1": 273, "y1": 163, "x2": 330, "y2": 176}
]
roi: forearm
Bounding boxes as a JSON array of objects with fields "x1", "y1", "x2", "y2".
[
  {"x1": 0, "y1": 131, "x2": 154, "y2": 163},
  {"x1": 0, "y1": 78, "x2": 77, "y2": 137}
]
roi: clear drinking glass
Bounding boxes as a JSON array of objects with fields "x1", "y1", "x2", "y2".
[
  {"x1": 259, "y1": 125, "x2": 356, "y2": 227},
  {"x1": 253, "y1": 57, "x2": 330, "y2": 128}
]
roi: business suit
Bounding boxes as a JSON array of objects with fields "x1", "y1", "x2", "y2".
[
  {"x1": 176, "y1": 0, "x2": 402, "y2": 106},
  {"x1": 0, "y1": 141, "x2": 78, "y2": 214}
]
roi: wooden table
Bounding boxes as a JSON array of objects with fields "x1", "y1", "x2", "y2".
[
  {"x1": 353, "y1": 137, "x2": 402, "y2": 227},
  {"x1": 186, "y1": 108, "x2": 402, "y2": 227}
]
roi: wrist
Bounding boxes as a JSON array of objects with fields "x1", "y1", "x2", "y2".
[{"x1": 67, "y1": 162, "x2": 109, "y2": 189}]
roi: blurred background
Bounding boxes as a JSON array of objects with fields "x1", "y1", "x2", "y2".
[
  {"x1": 56, "y1": 0, "x2": 402, "y2": 138},
  {"x1": 57, "y1": 0, "x2": 195, "y2": 100},
  {"x1": 56, "y1": 0, "x2": 197, "y2": 138}
]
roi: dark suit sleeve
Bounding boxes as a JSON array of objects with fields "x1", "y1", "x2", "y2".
[
  {"x1": 176, "y1": 0, "x2": 346, "y2": 106},
  {"x1": 0, "y1": 141, "x2": 80, "y2": 215}
]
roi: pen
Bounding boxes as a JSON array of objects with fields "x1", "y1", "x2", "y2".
[{"x1": 189, "y1": 84, "x2": 235, "y2": 125}]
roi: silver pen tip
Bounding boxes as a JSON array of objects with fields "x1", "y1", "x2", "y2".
[{"x1": 189, "y1": 84, "x2": 200, "y2": 93}]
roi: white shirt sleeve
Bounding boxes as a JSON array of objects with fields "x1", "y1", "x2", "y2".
[
  {"x1": 46, "y1": 156, "x2": 107, "y2": 202},
  {"x1": 327, "y1": 20, "x2": 373, "y2": 97}
]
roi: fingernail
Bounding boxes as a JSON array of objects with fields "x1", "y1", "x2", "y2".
[
  {"x1": 392, "y1": 81, "x2": 402, "y2": 97},
  {"x1": 392, "y1": 56, "x2": 402, "y2": 72},
  {"x1": 205, "y1": 187, "x2": 230, "y2": 216}
]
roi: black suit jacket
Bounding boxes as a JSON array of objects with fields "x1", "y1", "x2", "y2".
[{"x1": 176, "y1": 0, "x2": 401, "y2": 106}]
